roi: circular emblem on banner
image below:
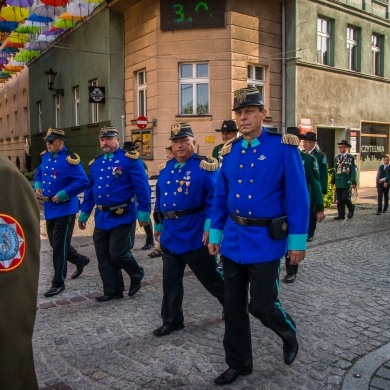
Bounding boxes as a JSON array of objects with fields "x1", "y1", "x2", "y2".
[{"x1": 0, "y1": 214, "x2": 25, "y2": 272}]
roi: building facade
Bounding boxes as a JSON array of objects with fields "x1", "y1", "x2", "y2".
[{"x1": 285, "y1": 0, "x2": 390, "y2": 185}]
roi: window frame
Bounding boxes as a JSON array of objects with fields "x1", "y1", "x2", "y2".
[
  {"x1": 371, "y1": 33, "x2": 383, "y2": 76},
  {"x1": 179, "y1": 62, "x2": 209, "y2": 115},
  {"x1": 247, "y1": 64, "x2": 266, "y2": 103},
  {"x1": 74, "y1": 86, "x2": 80, "y2": 126},
  {"x1": 137, "y1": 70, "x2": 147, "y2": 117},
  {"x1": 347, "y1": 26, "x2": 359, "y2": 71},
  {"x1": 317, "y1": 17, "x2": 332, "y2": 66},
  {"x1": 91, "y1": 79, "x2": 99, "y2": 123}
]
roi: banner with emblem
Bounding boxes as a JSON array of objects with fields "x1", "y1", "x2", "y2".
[{"x1": 89, "y1": 86, "x2": 105, "y2": 104}]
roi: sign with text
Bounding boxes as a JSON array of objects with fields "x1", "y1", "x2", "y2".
[{"x1": 88, "y1": 86, "x2": 105, "y2": 104}]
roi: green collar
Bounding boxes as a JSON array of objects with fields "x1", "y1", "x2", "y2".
[
  {"x1": 104, "y1": 153, "x2": 114, "y2": 159},
  {"x1": 174, "y1": 161, "x2": 186, "y2": 169},
  {"x1": 241, "y1": 138, "x2": 260, "y2": 148}
]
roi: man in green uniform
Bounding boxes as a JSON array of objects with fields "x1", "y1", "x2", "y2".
[
  {"x1": 284, "y1": 128, "x2": 325, "y2": 283},
  {"x1": 0, "y1": 155, "x2": 40, "y2": 390},
  {"x1": 331, "y1": 140, "x2": 358, "y2": 220},
  {"x1": 302, "y1": 132, "x2": 328, "y2": 240},
  {"x1": 212, "y1": 120, "x2": 239, "y2": 164}
]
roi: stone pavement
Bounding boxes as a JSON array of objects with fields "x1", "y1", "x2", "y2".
[{"x1": 33, "y1": 190, "x2": 390, "y2": 390}]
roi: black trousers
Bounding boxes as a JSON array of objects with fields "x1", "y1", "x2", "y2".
[
  {"x1": 93, "y1": 224, "x2": 144, "y2": 296},
  {"x1": 46, "y1": 214, "x2": 86, "y2": 287},
  {"x1": 335, "y1": 188, "x2": 354, "y2": 217},
  {"x1": 377, "y1": 184, "x2": 389, "y2": 212},
  {"x1": 223, "y1": 257, "x2": 297, "y2": 371},
  {"x1": 129, "y1": 220, "x2": 154, "y2": 247},
  {"x1": 160, "y1": 245, "x2": 224, "y2": 325},
  {"x1": 308, "y1": 209, "x2": 317, "y2": 239}
]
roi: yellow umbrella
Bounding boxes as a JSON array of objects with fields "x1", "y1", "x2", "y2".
[
  {"x1": 8, "y1": 32, "x2": 29, "y2": 43},
  {"x1": 58, "y1": 12, "x2": 82, "y2": 21},
  {"x1": 0, "y1": 6, "x2": 29, "y2": 22}
]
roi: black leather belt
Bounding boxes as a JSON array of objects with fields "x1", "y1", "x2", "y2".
[
  {"x1": 163, "y1": 206, "x2": 205, "y2": 219},
  {"x1": 97, "y1": 197, "x2": 135, "y2": 211},
  {"x1": 230, "y1": 213, "x2": 270, "y2": 227}
]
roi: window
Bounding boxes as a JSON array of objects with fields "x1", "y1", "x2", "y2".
[
  {"x1": 179, "y1": 63, "x2": 209, "y2": 115},
  {"x1": 361, "y1": 122, "x2": 389, "y2": 170},
  {"x1": 317, "y1": 17, "x2": 331, "y2": 65},
  {"x1": 247, "y1": 65, "x2": 266, "y2": 102},
  {"x1": 37, "y1": 101, "x2": 42, "y2": 133},
  {"x1": 91, "y1": 79, "x2": 98, "y2": 123},
  {"x1": 137, "y1": 70, "x2": 147, "y2": 117},
  {"x1": 372, "y1": 34, "x2": 382, "y2": 76},
  {"x1": 55, "y1": 95, "x2": 61, "y2": 128},
  {"x1": 74, "y1": 86, "x2": 80, "y2": 126},
  {"x1": 347, "y1": 26, "x2": 359, "y2": 71},
  {"x1": 14, "y1": 110, "x2": 18, "y2": 137},
  {"x1": 23, "y1": 107, "x2": 28, "y2": 136}
]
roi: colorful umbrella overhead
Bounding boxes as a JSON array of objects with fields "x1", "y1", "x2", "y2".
[
  {"x1": 52, "y1": 18, "x2": 76, "y2": 28},
  {"x1": 4, "y1": 40, "x2": 25, "y2": 48},
  {"x1": 24, "y1": 40, "x2": 49, "y2": 51},
  {"x1": 0, "y1": 6, "x2": 29, "y2": 22},
  {"x1": 37, "y1": 33, "x2": 57, "y2": 42},
  {"x1": 42, "y1": 27, "x2": 65, "y2": 36},
  {"x1": 58, "y1": 12, "x2": 81, "y2": 21},
  {"x1": 14, "y1": 49, "x2": 40, "y2": 62},
  {"x1": 0, "y1": 20, "x2": 18, "y2": 32},
  {"x1": 32, "y1": 4, "x2": 57, "y2": 19},
  {"x1": 0, "y1": 57, "x2": 9, "y2": 64},
  {"x1": 41, "y1": 0, "x2": 69, "y2": 6},
  {"x1": 15, "y1": 23, "x2": 40, "y2": 34},
  {"x1": 5, "y1": 0, "x2": 34, "y2": 6},
  {"x1": 67, "y1": 1, "x2": 96, "y2": 18},
  {"x1": 8, "y1": 31, "x2": 29, "y2": 43},
  {"x1": 0, "y1": 72, "x2": 12, "y2": 77},
  {"x1": 27, "y1": 13, "x2": 53, "y2": 24},
  {"x1": 0, "y1": 46, "x2": 19, "y2": 53}
]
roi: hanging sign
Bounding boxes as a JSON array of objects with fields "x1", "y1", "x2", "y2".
[{"x1": 89, "y1": 86, "x2": 105, "y2": 103}]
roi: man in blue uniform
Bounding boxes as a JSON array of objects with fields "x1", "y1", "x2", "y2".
[
  {"x1": 152, "y1": 122, "x2": 224, "y2": 337},
  {"x1": 209, "y1": 87, "x2": 309, "y2": 385},
  {"x1": 35, "y1": 128, "x2": 90, "y2": 297},
  {"x1": 78, "y1": 127, "x2": 151, "y2": 302}
]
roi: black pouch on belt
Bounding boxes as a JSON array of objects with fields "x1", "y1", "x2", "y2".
[{"x1": 267, "y1": 216, "x2": 288, "y2": 239}]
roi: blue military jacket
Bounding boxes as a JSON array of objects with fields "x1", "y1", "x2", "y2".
[
  {"x1": 80, "y1": 148, "x2": 151, "y2": 230},
  {"x1": 210, "y1": 129, "x2": 309, "y2": 264},
  {"x1": 34, "y1": 146, "x2": 88, "y2": 220},
  {"x1": 155, "y1": 153, "x2": 218, "y2": 255}
]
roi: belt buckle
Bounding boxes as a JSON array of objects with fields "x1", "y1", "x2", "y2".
[
  {"x1": 166, "y1": 211, "x2": 177, "y2": 219},
  {"x1": 42, "y1": 196, "x2": 50, "y2": 203},
  {"x1": 97, "y1": 205, "x2": 103, "y2": 211},
  {"x1": 236, "y1": 215, "x2": 248, "y2": 226}
]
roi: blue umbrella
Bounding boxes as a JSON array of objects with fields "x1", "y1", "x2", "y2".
[
  {"x1": 0, "y1": 21, "x2": 18, "y2": 32},
  {"x1": 27, "y1": 13, "x2": 53, "y2": 24}
]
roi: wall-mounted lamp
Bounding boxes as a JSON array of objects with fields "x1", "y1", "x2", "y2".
[{"x1": 45, "y1": 68, "x2": 63, "y2": 96}]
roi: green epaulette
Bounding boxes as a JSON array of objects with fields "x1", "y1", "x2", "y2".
[
  {"x1": 220, "y1": 136, "x2": 243, "y2": 156},
  {"x1": 194, "y1": 155, "x2": 219, "y2": 171},
  {"x1": 65, "y1": 150, "x2": 81, "y2": 165}
]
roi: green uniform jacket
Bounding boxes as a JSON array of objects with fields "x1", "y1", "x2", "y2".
[
  {"x1": 0, "y1": 156, "x2": 40, "y2": 390},
  {"x1": 310, "y1": 147, "x2": 328, "y2": 195},
  {"x1": 331, "y1": 153, "x2": 358, "y2": 188},
  {"x1": 212, "y1": 143, "x2": 223, "y2": 163},
  {"x1": 301, "y1": 151, "x2": 324, "y2": 212}
]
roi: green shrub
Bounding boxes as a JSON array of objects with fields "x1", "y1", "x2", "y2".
[
  {"x1": 22, "y1": 169, "x2": 36, "y2": 182},
  {"x1": 323, "y1": 168, "x2": 334, "y2": 208}
]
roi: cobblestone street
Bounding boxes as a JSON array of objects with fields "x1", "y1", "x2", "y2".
[{"x1": 33, "y1": 200, "x2": 390, "y2": 390}]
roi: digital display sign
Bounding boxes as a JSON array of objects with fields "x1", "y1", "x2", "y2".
[{"x1": 160, "y1": 0, "x2": 225, "y2": 30}]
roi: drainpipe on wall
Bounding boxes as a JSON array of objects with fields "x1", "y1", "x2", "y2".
[
  {"x1": 121, "y1": 114, "x2": 125, "y2": 144},
  {"x1": 281, "y1": 1, "x2": 286, "y2": 133}
]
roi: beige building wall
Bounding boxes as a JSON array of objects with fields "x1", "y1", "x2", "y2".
[
  {"x1": 0, "y1": 69, "x2": 31, "y2": 171},
  {"x1": 121, "y1": 0, "x2": 282, "y2": 175}
]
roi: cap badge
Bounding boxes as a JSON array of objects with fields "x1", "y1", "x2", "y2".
[
  {"x1": 234, "y1": 89, "x2": 247, "y2": 104},
  {"x1": 171, "y1": 123, "x2": 181, "y2": 135}
]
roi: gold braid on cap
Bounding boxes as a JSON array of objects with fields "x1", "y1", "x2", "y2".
[
  {"x1": 281, "y1": 134, "x2": 300, "y2": 146},
  {"x1": 66, "y1": 152, "x2": 81, "y2": 165},
  {"x1": 125, "y1": 151, "x2": 139, "y2": 160},
  {"x1": 199, "y1": 156, "x2": 218, "y2": 171},
  {"x1": 158, "y1": 162, "x2": 167, "y2": 171}
]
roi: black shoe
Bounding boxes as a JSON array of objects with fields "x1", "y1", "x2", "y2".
[
  {"x1": 347, "y1": 207, "x2": 355, "y2": 219},
  {"x1": 142, "y1": 243, "x2": 154, "y2": 250},
  {"x1": 128, "y1": 281, "x2": 142, "y2": 297},
  {"x1": 71, "y1": 257, "x2": 90, "y2": 279},
  {"x1": 376, "y1": 212, "x2": 382, "y2": 215},
  {"x1": 214, "y1": 367, "x2": 253, "y2": 385},
  {"x1": 283, "y1": 274, "x2": 296, "y2": 284},
  {"x1": 283, "y1": 341, "x2": 299, "y2": 365},
  {"x1": 307, "y1": 236, "x2": 313, "y2": 242},
  {"x1": 94, "y1": 294, "x2": 123, "y2": 302},
  {"x1": 44, "y1": 285, "x2": 65, "y2": 298},
  {"x1": 153, "y1": 323, "x2": 184, "y2": 337},
  {"x1": 334, "y1": 216, "x2": 345, "y2": 220}
]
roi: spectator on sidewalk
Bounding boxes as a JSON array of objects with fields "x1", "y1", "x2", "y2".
[
  {"x1": 0, "y1": 155, "x2": 40, "y2": 390},
  {"x1": 376, "y1": 154, "x2": 390, "y2": 215},
  {"x1": 331, "y1": 140, "x2": 358, "y2": 220},
  {"x1": 78, "y1": 127, "x2": 151, "y2": 302},
  {"x1": 301, "y1": 132, "x2": 328, "y2": 240},
  {"x1": 152, "y1": 122, "x2": 224, "y2": 337},
  {"x1": 34, "y1": 128, "x2": 90, "y2": 298},
  {"x1": 209, "y1": 87, "x2": 309, "y2": 385}
]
